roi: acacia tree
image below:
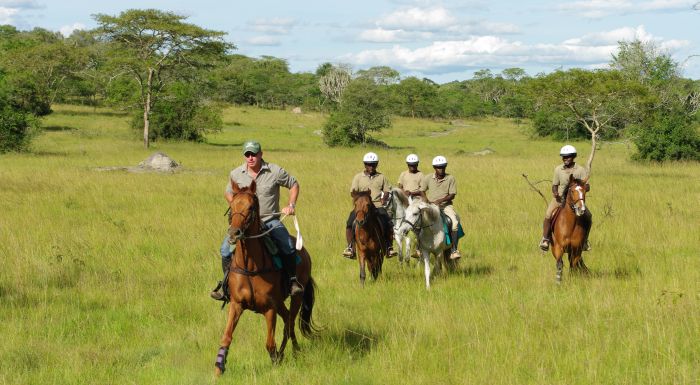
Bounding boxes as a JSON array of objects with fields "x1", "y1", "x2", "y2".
[
  {"x1": 318, "y1": 64, "x2": 351, "y2": 105},
  {"x1": 92, "y1": 9, "x2": 232, "y2": 147},
  {"x1": 530, "y1": 69, "x2": 643, "y2": 172}
]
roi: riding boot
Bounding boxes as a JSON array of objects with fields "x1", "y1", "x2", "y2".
[
  {"x1": 539, "y1": 218, "x2": 552, "y2": 251},
  {"x1": 210, "y1": 256, "x2": 231, "y2": 301},
  {"x1": 386, "y1": 230, "x2": 397, "y2": 258},
  {"x1": 282, "y1": 252, "x2": 304, "y2": 296},
  {"x1": 449, "y1": 231, "x2": 461, "y2": 260},
  {"x1": 342, "y1": 227, "x2": 356, "y2": 259}
]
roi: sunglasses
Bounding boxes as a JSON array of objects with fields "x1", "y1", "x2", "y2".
[
  {"x1": 364, "y1": 162, "x2": 378, "y2": 166},
  {"x1": 244, "y1": 152, "x2": 259, "y2": 158}
]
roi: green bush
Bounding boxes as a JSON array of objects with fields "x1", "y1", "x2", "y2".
[
  {"x1": 0, "y1": 106, "x2": 38, "y2": 153},
  {"x1": 632, "y1": 112, "x2": 700, "y2": 161},
  {"x1": 131, "y1": 83, "x2": 223, "y2": 142}
]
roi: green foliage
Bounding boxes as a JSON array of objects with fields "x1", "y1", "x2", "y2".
[
  {"x1": 0, "y1": 105, "x2": 38, "y2": 153},
  {"x1": 323, "y1": 78, "x2": 391, "y2": 146},
  {"x1": 130, "y1": 82, "x2": 222, "y2": 142},
  {"x1": 632, "y1": 111, "x2": 700, "y2": 161}
]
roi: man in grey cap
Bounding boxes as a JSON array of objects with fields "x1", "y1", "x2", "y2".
[{"x1": 210, "y1": 140, "x2": 303, "y2": 300}]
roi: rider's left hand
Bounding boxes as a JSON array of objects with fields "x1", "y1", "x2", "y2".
[{"x1": 282, "y1": 205, "x2": 295, "y2": 216}]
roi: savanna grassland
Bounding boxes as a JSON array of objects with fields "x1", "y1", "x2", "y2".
[{"x1": 1, "y1": 104, "x2": 699, "y2": 385}]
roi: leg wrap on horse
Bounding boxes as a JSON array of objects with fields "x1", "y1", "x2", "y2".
[{"x1": 215, "y1": 346, "x2": 229, "y2": 373}]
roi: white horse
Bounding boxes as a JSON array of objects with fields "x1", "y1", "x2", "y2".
[
  {"x1": 396, "y1": 199, "x2": 456, "y2": 289},
  {"x1": 385, "y1": 187, "x2": 413, "y2": 264}
]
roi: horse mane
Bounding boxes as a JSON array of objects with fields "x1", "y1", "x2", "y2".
[
  {"x1": 391, "y1": 187, "x2": 409, "y2": 207},
  {"x1": 420, "y1": 201, "x2": 442, "y2": 223}
]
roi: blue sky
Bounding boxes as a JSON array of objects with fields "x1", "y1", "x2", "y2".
[{"x1": 2, "y1": 0, "x2": 699, "y2": 82}]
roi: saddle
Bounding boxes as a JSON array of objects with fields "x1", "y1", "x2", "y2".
[{"x1": 439, "y1": 212, "x2": 465, "y2": 246}]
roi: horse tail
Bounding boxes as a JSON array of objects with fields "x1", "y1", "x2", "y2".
[{"x1": 299, "y1": 277, "x2": 320, "y2": 338}]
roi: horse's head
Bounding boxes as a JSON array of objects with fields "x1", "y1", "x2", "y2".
[
  {"x1": 398, "y1": 200, "x2": 428, "y2": 236},
  {"x1": 352, "y1": 190, "x2": 373, "y2": 227},
  {"x1": 565, "y1": 174, "x2": 588, "y2": 217},
  {"x1": 228, "y1": 180, "x2": 259, "y2": 242}
]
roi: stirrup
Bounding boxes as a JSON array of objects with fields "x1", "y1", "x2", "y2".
[
  {"x1": 290, "y1": 278, "x2": 304, "y2": 296},
  {"x1": 539, "y1": 238, "x2": 550, "y2": 251}
]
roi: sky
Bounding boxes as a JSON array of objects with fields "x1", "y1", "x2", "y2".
[{"x1": 2, "y1": 0, "x2": 699, "y2": 83}]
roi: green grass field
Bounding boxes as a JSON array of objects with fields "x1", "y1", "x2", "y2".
[{"x1": 1, "y1": 104, "x2": 698, "y2": 385}]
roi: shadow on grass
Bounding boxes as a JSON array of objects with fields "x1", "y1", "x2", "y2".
[
  {"x1": 31, "y1": 150, "x2": 69, "y2": 157},
  {"x1": 454, "y1": 262, "x2": 494, "y2": 278},
  {"x1": 57, "y1": 109, "x2": 128, "y2": 117},
  {"x1": 205, "y1": 141, "x2": 244, "y2": 148},
  {"x1": 43, "y1": 125, "x2": 75, "y2": 131},
  {"x1": 320, "y1": 327, "x2": 380, "y2": 359},
  {"x1": 585, "y1": 265, "x2": 643, "y2": 280}
]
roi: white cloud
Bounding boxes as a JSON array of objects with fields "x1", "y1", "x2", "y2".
[
  {"x1": 377, "y1": 6, "x2": 456, "y2": 30},
  {"x1": 358, "y1": 28, "x2": 434, "y2": 43},
  {"x1": 0, "y1": 7, "x2": 18, "y2": 24},
  {"x1": 344, "y1": 26, "x2": 690, "y2": 73},
  {"x1": 246, "y1": 36, "x2": 282, "y2": 46},
  {"x1": 0, "y1": 0, "x2": 42, "y2": 9},
  {"x1": 249, "y1": 17, "x2": 296, "y2": 35},
  {"x1": 59, "y1": 22, "x2": 86, "y2": 37},
  {"x1": 557, "y1": 0, "x2": 694, "y2": 18}
]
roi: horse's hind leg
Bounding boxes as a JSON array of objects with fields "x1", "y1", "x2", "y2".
[
  {"x1": 277, "y1": 304, "x2": 292, "y2": 356},
  {"x1": 215, "y1": 303, "x2": 243, "y2": 376},
  {"x1": 264, "y1": 309, "x2": 281, "y2": 364}
]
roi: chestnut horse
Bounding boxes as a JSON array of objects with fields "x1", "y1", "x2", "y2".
[
  {"x1": 550, "y1": 174, "x2": 591, "y2": 282},
  {"x1": 214, "y1": 181, "x2": 317, "y2": 376},
  {"x1": 352, "y1": 191, "x2": 386, "y2": 286}
]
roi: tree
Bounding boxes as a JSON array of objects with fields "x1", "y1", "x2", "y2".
[
  {"x1": 356, "y1": 66, "x2": 400, "y2": 85},
  {"x1": 318, "y1": 64, "x2": 351, "y2": 105},
  {"x1": 0, "y1": 72, "x2": 39, "y2": 153},
  {"x1": 529, "y1": 69, "x2": 644, "y2": 172},
  {"x1": 393, "y1": 77, "x2": 437, "y2": 118},
  {"x1": 92, "y1": 9, "x2": 232, "y2": 147},
  {"x1": 322, "y1": 78, "x2": 391, "y2": 146}
]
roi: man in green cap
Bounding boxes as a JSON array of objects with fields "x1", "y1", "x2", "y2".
[{"x1": 210, "y1": 140, "x2": 303, "y2": 300}]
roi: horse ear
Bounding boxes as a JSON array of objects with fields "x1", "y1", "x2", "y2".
[
  {"x1": 249, "y1": 180, "x2": 257, "y2": 194},
  {"x1": 231, "y1": 180, "x2": 240, "y2": 193},
  {"x1": 568, "y1": 174, "x2": 575, "y2": 183}
]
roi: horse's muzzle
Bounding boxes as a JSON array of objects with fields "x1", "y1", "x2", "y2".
[{"x1": 228, "y1": 227, "x2": 244, "y2": 242}]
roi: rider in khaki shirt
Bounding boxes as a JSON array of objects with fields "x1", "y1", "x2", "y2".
[
  {"x1": 397, "y1": 153, "x2": 424, "y2": 203},
  {"x1": 342, "y1": 152, "x2": 396, "y2": 259},
  {"x1": 419, "y1": 155, "x2": 462, "y2": 260},
  {"x1": 539, "y1": 145, "x2": 592, "y2": 251}
]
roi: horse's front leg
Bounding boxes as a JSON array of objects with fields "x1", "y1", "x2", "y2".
[
  {"x1": 422, "y1": 250, "x2": 431, "y2": 290},
  {"x1": 359, "y1": 254, "x2": 366, "y2": 287},
  {"x1": 215, "y1": 302, "x2": 243, "y2": 376},
  {"x1": 552, "y1": 245, "x2": 564, "y2": 283},
  {"x1": 394, "y1": 232, "x2": 403, "y2": 263},
  {"x1": 264, "y1": 308, "x2": 281, "y2": 364}
]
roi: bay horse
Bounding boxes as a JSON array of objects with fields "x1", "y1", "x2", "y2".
[
  {"x1": 396, "y1": 199, "x2": 456, "y2": 290},
  {"x1": 550, "y1": 174, "x2": 591, "y2": 282},
  {"x1": 352, "y1": 191, "x2": 386, "y2": 286},
  {"x1": 385, "y1": 187, "x2": 413, "y2": 264},
  {"x1": 214, "y1": 181, "x2": 317, "y2": 376}
]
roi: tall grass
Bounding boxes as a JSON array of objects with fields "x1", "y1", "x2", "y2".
[{"x1": 0, "y1": 104, "x2": 698, "y2": 384}]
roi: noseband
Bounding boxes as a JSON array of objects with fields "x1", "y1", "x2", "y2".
[{"x1": 567, "y1": 184, "x2": 586, "y2": 211}]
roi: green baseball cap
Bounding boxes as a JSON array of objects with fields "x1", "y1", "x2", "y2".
[{"x1": 242, "y1": 140, "x2": 261, "y2": 155}]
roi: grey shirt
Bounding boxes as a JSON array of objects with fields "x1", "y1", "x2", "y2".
[{"x1": 225, "y1": 160, "x2": 298, "y2": 222}]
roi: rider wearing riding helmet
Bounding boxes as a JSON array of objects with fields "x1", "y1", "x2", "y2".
[
  {"x1": 539, "y1": 145, "x2": 592, "y2": 251},
  {"x1": 419, "y1": 155, "x2": 462, "y2": 260},
  {"x1": 397, "y1": 154, "x2": 424, "y2": 204},
  {"x1": 342, "y1": 152, "x2": 397, "y2": 259}
]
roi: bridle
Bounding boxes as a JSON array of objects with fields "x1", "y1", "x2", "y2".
[{"x1": 566, "y1": 182, "x2": 587, "y2": 213}]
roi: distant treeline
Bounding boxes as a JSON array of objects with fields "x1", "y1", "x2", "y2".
[{"x1": 1, "y1": 11, "x2": 700, "y2": 160}]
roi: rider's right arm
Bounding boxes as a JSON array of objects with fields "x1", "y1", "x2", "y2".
[{"x1": 551, "y1": 184, "x2": 559, "y2": 200}]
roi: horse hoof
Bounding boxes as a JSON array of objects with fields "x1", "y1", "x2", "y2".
[{"x1": 214, "y1": 366, "x2": 224, "y2": 377}]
